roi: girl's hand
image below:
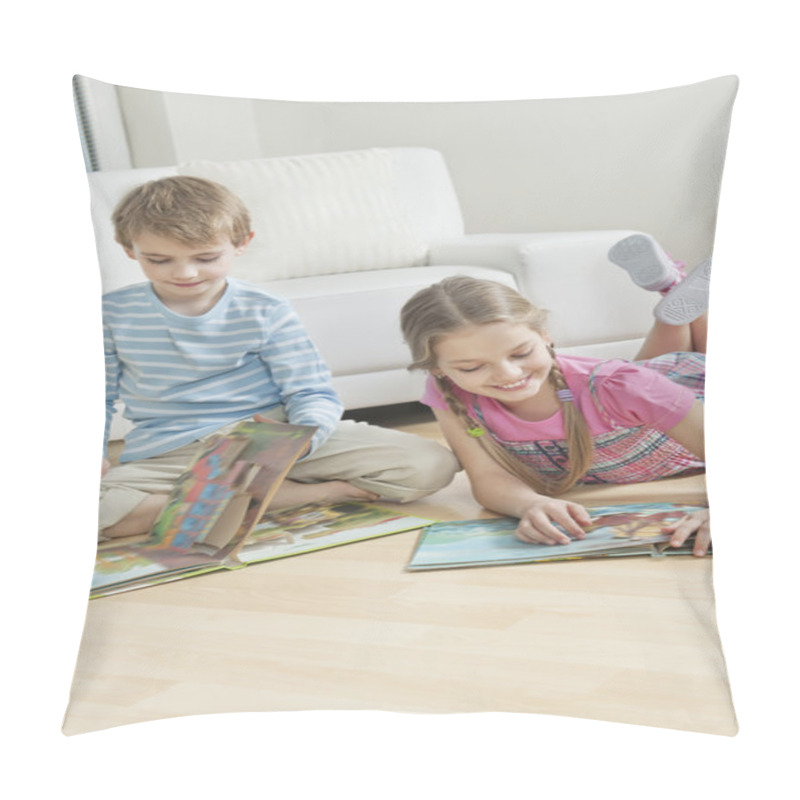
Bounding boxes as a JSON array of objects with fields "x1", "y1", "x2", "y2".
[
  {"x1": 101, "y1": 457, "x2": 111, "y2": 478},
  {"x1": 661, "y1": 509, "x2": 711, "y2": 556},
  {"x1": 515, "y1": 498, "x2": 592, "y2": 545}
]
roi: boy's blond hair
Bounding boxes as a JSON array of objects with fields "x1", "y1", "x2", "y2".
[{"x1": 112, "y1": 176, "x2": 252, "y2": 249}]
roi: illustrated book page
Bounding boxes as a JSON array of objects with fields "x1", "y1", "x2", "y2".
[
  {"x1": 92, "y1": 419, "x2": 316, "y2": 597},
  {"x1": 406, "y1": 502, "x2": 707, "y2": 571},
  {"x1": 239, "y1": 501, "x2": 432, "y2": 564}
]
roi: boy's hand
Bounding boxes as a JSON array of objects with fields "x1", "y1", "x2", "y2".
[
  {"x1": 515, "y1": 498, "x2": 592, "y2": 545},
  {"x1": 101, "y1": 457, "x2": 111, "y2": 477},
  {"x1": 662, "y1": 509, "x2": 711, "y2": 556},
  {"x1": 253, "y1": 414, "x2": 311, "y2": 457}
]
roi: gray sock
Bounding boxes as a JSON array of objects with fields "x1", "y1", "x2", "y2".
[
  {"x1": 608, "y1": 234, "x2": 683, "y2": 292},
  {"x1": 654, "y1": 258, "x2": 712, "y2": 325}
]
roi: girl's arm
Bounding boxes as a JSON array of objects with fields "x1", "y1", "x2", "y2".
[
  {"x1": 664, "y1": 399, "x2": 705, "y2": 460},
  {"x1": 433, "y1": 407, "x2": 591, "y2": 545},
  {"x1": 664, "y1": 400, "x2": 710, "y2": 555}
]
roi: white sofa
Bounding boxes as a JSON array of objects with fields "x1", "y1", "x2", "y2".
[{"x1": 87, "y1": 146, "x2": 659, "y2": 429}]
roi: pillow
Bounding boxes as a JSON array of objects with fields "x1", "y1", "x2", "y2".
[
  {"x1": 179, "y1": 148, "x2": 428, "y2": 280},
  {"x1": 65, "y1": 74, "x2": 739, "y2": 739}
]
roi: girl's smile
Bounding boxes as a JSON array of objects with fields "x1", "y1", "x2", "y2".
[
  {"x1": 433, "y1": 322, "x2": 558, "y2": 417},
  {"x1": 493, "y1": 376, "x2": 531, "y2": 391}
]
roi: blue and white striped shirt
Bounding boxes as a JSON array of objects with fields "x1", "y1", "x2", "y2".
[{"x1": 103, "y1": 279, "x2": 343, "y2": 462}]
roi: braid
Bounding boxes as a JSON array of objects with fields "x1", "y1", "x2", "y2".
[
  {"x1": 545, "y1": 352, "x2": 595, "y2": 493},
  {"x1": 437, "y1": 356, "x2": 592, "y2": 497},
  {"x1": 401, "y1": 276, "x2": 596, "y2": 496},
  {"x1": 435, "y1": 375, "x2": 480, "y2": 435}
]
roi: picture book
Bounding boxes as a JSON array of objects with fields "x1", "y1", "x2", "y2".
[
  {"x1": 92, "y1": 419, "x2": 316, "y2": 597},
  {"x1": 92, "y1": 420, "x2": 434, "y2": 597},
  {"x1": 406, "y1": 502, "x2": 709, "y2": 572},
  {"x1": 237, "y1": 501, "x2": 432, "y2": 564}
]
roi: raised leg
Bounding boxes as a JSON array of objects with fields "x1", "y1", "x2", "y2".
[{"x1": 635, "y1": 312, "x2": 708, "y2": 360}]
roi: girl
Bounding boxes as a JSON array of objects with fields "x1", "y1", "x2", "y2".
[{"x1": 400, "y1": 235, "x2": 712, "y2": 556}]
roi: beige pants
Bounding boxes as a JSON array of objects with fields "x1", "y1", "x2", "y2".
[{"x1": 99, "y1": 411, "x2": 459, "y2": 531}]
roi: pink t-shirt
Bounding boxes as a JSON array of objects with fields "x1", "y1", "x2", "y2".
[{"x1": 420, "y1": 355, "x2": 695, "y2": 441}]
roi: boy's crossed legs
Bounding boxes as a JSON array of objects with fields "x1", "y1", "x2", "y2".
[{"x1": 100, "y1": 412, "x2": 459, "y2": 539}]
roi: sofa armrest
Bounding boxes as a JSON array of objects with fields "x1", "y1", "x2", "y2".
[{"x1": 427, "y1": 231, "x2": 660, "y2": 354}]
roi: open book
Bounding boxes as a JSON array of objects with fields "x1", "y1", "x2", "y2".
[
  {"x1": 237, "y1": 501, "x2": 431, "y2": 566},
  {"x1": 406, "y1": 502, "x2": 709, "y2": 572},
  {"x1": 93, "y1": 419, "x2": 315, "y2": 596},
  {"x1": 92, "y1": 419, "x2": 431, "y2": 598}
]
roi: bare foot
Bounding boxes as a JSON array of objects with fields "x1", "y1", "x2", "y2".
[
  {"x1": 269, "y1": 479, "x2": 379, "y2": 509},
  {"x1": 102, "y1": 494, "x2": 169, "y2": 538}
]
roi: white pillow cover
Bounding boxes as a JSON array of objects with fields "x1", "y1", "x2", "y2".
[{"x1": 179, "y1": 148, "x2": 427, "y2": 281}]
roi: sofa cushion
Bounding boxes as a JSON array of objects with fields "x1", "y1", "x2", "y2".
[
  {"x1": 179, "y1": 149, "x2": 428, "y2": 281},
  {"x1": 87, "y1": 165, "x2": 178, "y2": 292},
  {"x1": 390, "y1": 148, "x2": 464, "y2": 242}
]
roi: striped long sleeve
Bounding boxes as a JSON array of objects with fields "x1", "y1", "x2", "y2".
[{"x1": 102, "y1": 279, "x2": 342, "y2": 462}]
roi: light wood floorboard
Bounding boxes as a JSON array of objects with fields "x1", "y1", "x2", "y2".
[{"x1": 64, "y1": 404, "x2": 736, "y2": 736}]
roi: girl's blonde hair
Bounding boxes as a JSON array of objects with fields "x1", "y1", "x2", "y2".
[
  {"x1": 400, "y1": 275, "x2": 594, "y2": 495},
  {"x1": 113, "y1": 176, "x2": 252, "y2": 249}
]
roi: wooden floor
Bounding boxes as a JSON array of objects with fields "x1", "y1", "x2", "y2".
[{"x1": 63, "y1": 404, "x2": 737, "y2": 736}]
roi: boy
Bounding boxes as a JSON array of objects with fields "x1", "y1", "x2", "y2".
[{"x1": 99, "y1": 176, "x2": 458, "y2": 538}]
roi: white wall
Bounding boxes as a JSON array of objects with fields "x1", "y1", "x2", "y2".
[{"x1": 99, "y1": 76, "x2": 739, "y2": 269}]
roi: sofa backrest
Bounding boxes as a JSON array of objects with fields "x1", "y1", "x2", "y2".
[
  {"x1": 87, "y1": 164, "x2": 178, "y2": 292},
  {"x1": 87, "y1": 147, "x2": 464, "y2": 292}
]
